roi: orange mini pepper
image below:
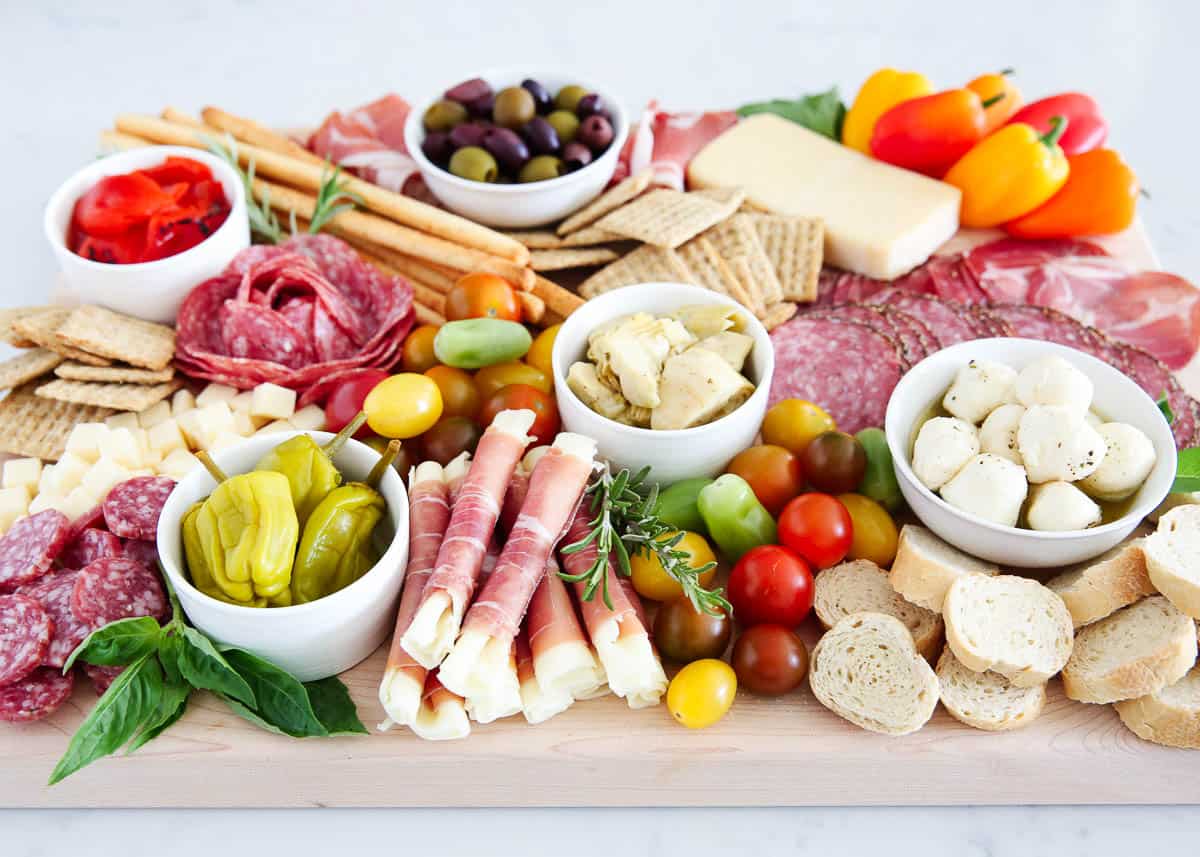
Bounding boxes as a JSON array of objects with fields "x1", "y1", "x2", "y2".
[
  {"x1": 870, "y1": 88, "x2": 996, "y2": 177},
  {"x1": 841, "y1": 68, "x2": 933, "y2": 154},
  {"x1": 944, "y1": 117, "x2": 1070, "y2": 228},
  {"x1": 966, "y1": 69, "x2": 1023, "y2": 134},
  {"x1": 1005, "y1": 149, "x2": 1139, "y2": 238}
]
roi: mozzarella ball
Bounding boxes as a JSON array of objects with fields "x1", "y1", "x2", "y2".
[
  {"x1": 913, "y1": 417, "x2": 979, "y2": 490},
  {"x1": 979, "y1": 404, "x2": 1026, "y2": 466},
  {"x1": 1085, "y1": 410, "x2": 1103, "y2": 430},
  {"x1": 942, "y1": 359, "x2": 1018, "y2": 424},
  {"x1": 939, "y1": 453, "x2": 1029, "y2": 528},
  {"x1": 1026, "y1": 481, "x2": 1102, "y2": 531},
  {"x1": 1018, "y1": 405, "x2": 1107, "y2": 483},
  {"x1": 1078, "y1": 422, "x2": 1157, "y2": 502},
  {"x1": 1015, "y1": 356, "x2": 1093, "y2": 415}
]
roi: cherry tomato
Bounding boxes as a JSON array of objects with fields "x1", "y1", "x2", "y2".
[
  {"x1": 731, "y1": 625, "x2": 809, "y2": 696},
  {"x1": 837, "y1": 493, "x2": 899, "y2": 567},
  {"x1": 363, "y1": 373, "x2": 443, "y2": 439},
  {"x1": 725, "y1": 444, "x2": 803, "y2": 516},
  {"x1": 761, "y1": 399, "x2": 837, "y2": 456},
  {"x1": 402, "y1": 325, "x2": 441, "y2": 373},
  {"x1": 666, "y1": 659, "x2": 737, "y2": 729},
  {"x1": 479, "y1": 383, "x2": 559, "y2": 445},
  {"x1": 526, "y1": 323, "x2": 560, "y2": 378},
  {"x1": 424, "y1": 365, "x2": 481, "y2": 420},
  {"x1": 420, "y1": 416, "x2": 483, "y2": 465},
  {"x1": 629, "y1": 531, "x2": 717, "y2": 602},
  {"x1": 365, "y1": 436, "x2": 416, "y2": 477},
  {"x1": 445, "y1": 272, "x2": 522, "y2": 322},
  {"x1": 323, "y1": 369, "x2": 389, "y2": 439},
  {"x1": 777, "y1": 493, "x2": 853, "y2": 570},
  {"x1": 653, "y1": 597, "x2": 732, "y2": 664},
  {"x1": 802, "y1": 430, "x2": 867, "y2": 494},
  {"x1": 727, "y1": 544, "x2": 814, "y2": 628},
  {"x1": 474, "y1": 360, "x2": 551, "y2": 398}
]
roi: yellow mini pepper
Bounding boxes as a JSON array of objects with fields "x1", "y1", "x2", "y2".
[
  {"x1": 943, "y1": 116, "x2": 1071, "y2": 228},
  {"x1": 842, "y1": 68, "x2": 933, "y2": 154}
]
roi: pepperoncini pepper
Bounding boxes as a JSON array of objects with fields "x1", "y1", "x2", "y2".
[
  {"x1": 254, "y1": 412, "x2": 367, "y2": 529},
  {"x1": 182, "y1": 501, "x2": 256, "y2": 606},
  {"x1": 841, "y1": 68, "x2": 933, "y2": 154}
]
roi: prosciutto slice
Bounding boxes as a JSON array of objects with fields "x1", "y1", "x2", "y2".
[
  {"x1": 612, "y1": 101, "x2": 738, "y2": 190},
  {"x1": 516, "y1": 627, "x2": 573, "y2": 725},
  {"x1": 527, "y1": 559, "x2": 605, "y2": 701},
  {"x1": 409, "y1": 671, "x2": 470, "y2": 741}
]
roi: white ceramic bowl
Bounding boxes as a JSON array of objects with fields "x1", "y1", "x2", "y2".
[
  {"x1": 404, "y1": 68, "x2": 628, "y2": 228},
  {"x1": 885, "y1": 338, "x2": 1176, "y2": 568},
  {"x1": 552, "y1": 282, "x2": 773, "y2": 484},
  {"x1": 157, "y1": 431, "x2": 408, "y2": 681},
  {"x1": 43, "y1": 145, "x2": 250, "y2": 324}
]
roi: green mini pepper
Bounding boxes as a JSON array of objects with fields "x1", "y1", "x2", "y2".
[
  {"x1": 697, "y1": 474, "x2": 777, "y2": 562},
  {"x1": 653, "y1": 477, "x2": 714, "y2": 535}
]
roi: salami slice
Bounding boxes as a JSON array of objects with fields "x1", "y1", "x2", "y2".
[
  {"x1": 769, "y1": 317, "x2": 905, "y2": 433},
  {"x1": 1119, "y1": 344, "x2": 1197, "y2": 449},
  {"x1": 20, "y1": 570, "x2": 90, "y2": 669},
  {"x1": 121, "y1": 539, "x2": 160, "y2": 571},
  {"x1": 59, "y1": 528, "x2": 123, "y2": 571},
  {"x1": 863, "y1": 291, "x2": 977, "y2": 347},
  {"x1": 84, "y1": 663, "x2": 124, "y2": 695},
  {"x1": 880, "y1": 307, "x2": 939, "y2": 365},
  {"x1": 63, "y1": 504, "x2": 104, "y2": 545},
  {"x1": 0, "y1": 510, "x2": 71, "y2": 591},
  {"x1": 0, "y1": 594, "x2": 53, "y2": 685},
  {"x1": 102, "y1": 476, "x2": 176, "y2": 541},
  {"x1": 985, "y1": 304, "x2": 1113, "y2": 357},
  {"x1": 801, "y1": 304, "x2": 925, "y2": 368},
  {"x1": 71, "y1": 558, "x2": 167, "y2": 627},
  {"x1": 0, "y1": 667, "x2": 74, "y2": 722},
  {"x1": 926, "y1": 256, "x2": 987, "y2": 304}
]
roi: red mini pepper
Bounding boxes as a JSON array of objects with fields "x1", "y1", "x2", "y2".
[
  {"x1": 1007, "y1": 93, "x2": 1107, "y2": 156},
  {"x1": 1004, "y1": 148, "x2": 1139, "y2": 238},
  {"x1": 869, "y1": 88, "x2": 999, "y2": 177}
]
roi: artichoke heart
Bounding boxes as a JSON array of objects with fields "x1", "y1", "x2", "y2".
[
  {"x1": 586, "y1": 313, "x2": 696, "y2": 409},
  {"x1": 567, "y1": 362, "x2": 629, "y2": 421},
  {"x1": 651, "y1": 348, "x2": 755, "y2": 431},
  {"x1": 671, "y1": 304, "x2": 743, "y2": 339},
  {"x1": 692, "y1": 331, "x2": 754, "y2": 372}
]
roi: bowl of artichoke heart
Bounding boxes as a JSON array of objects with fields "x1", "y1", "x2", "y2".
[{"x1": 157, "y1": 426, "x2": 409, "y2": 681}]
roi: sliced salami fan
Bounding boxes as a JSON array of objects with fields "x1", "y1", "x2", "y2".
[
  {"x1": 863, "y1": 291, "x2": 976, "y2": 347},
  {"x1": 0, "y1": 594, "x2": 53, "y2": 686},
  {"x1": 20, "y1": 570, "x2": 89, "y2": 669},
  {"x1": 83, "y1": 663, "x2": 124, "y2": 695},
  {"x1": 802, "y1": 304, "x2": 927, "y2": 369},
  {"x1": 102, "y1": 476, "x2": 176, "y2": 541},
  {"x1": 968, "y1": 306, "x2": 1015, "y2": 339},
  {"x1": 769, "y1": 317, "x2": 905, "y2": 433},
  {"x1": 121, "y1": 539, "x2": 159, "y2": 571},
  {"x1": 71, "y1": 558, "x2": 167, "y2": 627},
  {"x1": 0, "y1": 667, "x2": 74, "y2": 722},
  {"x1": 0, "y1": 510, "x2": 71, "y2": 592},
  {"x1": 59, "y1": 528, "x2": 123, "y2": 571}
]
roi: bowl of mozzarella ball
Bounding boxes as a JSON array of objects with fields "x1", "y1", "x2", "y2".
[{"x1": 885, "y1": 338, "x2": 1177, "y2": 567}]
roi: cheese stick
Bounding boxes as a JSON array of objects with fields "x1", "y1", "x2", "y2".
[
  {"x1": 528, "y1": 558, "x2": 606, "y2": 699},
  {"x1": 516, "y1": 627, "x2": 573, "y2": 724},
  {"x1": 409, "y1": 670, "x2": 470, "y2": 741}
]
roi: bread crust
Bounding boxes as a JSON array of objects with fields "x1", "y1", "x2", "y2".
[
  {"x1": 1145, "y1": 506, "x2": 1200, "y2": 619},
  {"x1": 889, "y1": 525, "x2": 998, "y2": 613},
  {"x1": 814, "y1": 560, "x2": 944, "y2": 660},
  {"x1": 935, "y1": 647, "x2": 1046, "y2": 732},
  {"x1": 1114, "y1": 665, "x2": 1200, "y2": 749},
  {"x1": 1046, "y1": 540, "x2": 1154, "y2": 628}
]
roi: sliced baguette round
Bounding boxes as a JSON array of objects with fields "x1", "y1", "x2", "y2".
[
  {"x1": 814, "y1": 559, "x2": 943, "y2": 660},
  {"x1": 809, "y1": 612, "x2": 939, "y2": 736},
  {"x1": 1061, "y1": 595, "x2": 1197, "y2": 704},
  {"x1": 889, "y1": 524, "x2": 999, "y2": 613},
  {"x1": 1046, "y1": 539, "x2": 1154, "y2": 628},
  {"x1": 935, "y1": 646, "x2": 1046, "y2": 732},
  {"x1": 943, "y1": 573, "x2": 1073, "y2": 688},
  {"x1": 1144, "y1": 505, "x2": 1200, "y2": 619},
  {"x1": 1114, "y1": 663, "x2": 1200, "y2": 749}
]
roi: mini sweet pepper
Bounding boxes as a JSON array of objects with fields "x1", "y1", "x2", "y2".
[
  {"x1": 696, "y1": 474, "x2": 777, "y2": 562},
  {"x1": 841, "y1": 68, "x2": 933, "y2": 154},
  {"x1": 870, "y1": 88, "x2": 999, "y2": 177},
  {"x1": 1007, "y1": 93, "x2": 1107, "y2": 156},
  {"x1": 1004, "y1": 148, "x2": 1139, "y2": 238},
  {"x1": 966, "y1": 69, "x2": 1023, "y2": 133}
]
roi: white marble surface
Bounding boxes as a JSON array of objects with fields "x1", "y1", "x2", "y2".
[{"x1": 4, "y1": 0, "x2": 1200, "y2": 852}]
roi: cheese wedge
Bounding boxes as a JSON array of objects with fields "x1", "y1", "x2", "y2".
[{"x1": 687, "y1": 114, "x2": 961, "y2": 280}]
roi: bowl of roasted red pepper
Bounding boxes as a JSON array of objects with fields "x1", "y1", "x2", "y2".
[{"x1": 43, "y1": 145, "x2": 250, "y2": 323}]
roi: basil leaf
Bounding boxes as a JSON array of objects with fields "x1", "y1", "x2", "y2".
[
  {"x1": 217, "y1": 693, "x2": 292, "y2": 737},
  {"x1": 176, "y1": 626, "x2": 255, "y2": 708},
  {"x1": 157, "y1": 632, "x2": 183, "y2": 686},
  {"x1": 304, "y1": 676, "x2": 367, "y2": 736},
  {"x1": 737, "y1": 87, "x2": 847, "y2": 140},
  {"x1": 1171, "y1": 447, "x2": 1200, "y2": 493},
  {"x1": 1158, "y1": 394, "x2": 1175, "y2": 425},
  {"x1": 48, "y1": 654, "x2": 163, "y2": 785},
  {"x1": 63, "y1": 616, "x2": 162, "y2": 672},
  {"x1": 221, "y1": 648, "x2": 327, "y2": 738},
  {"x1": 126, "y1": 678, "x2": 191, "y2": 754}
]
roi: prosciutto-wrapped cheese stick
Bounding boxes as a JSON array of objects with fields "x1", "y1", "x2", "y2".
[
  {"x1": 438, "y1": 433, "x2": 597, "y2": 719},
  {"x1": 401, "y1": 409, "x2": 535, "y2": 669},
  {"x1": 516, "y1": 627, "x2": 573, "y2": 724},
  {"x1": 498, "y1": 445, "x2": 548, "y2": 534},
  {"x1": 409, "y1": 671, "x2": 470, "y2": 741},
  {"x1": 445, "y1": 450, "x2": 471, "y2": 506},
  {"x1": 561, "y1": 507, "x2": 668, "y2": 709},
  {"x1": 528, "y1": 558, "x2": 606, "y2": 699}
]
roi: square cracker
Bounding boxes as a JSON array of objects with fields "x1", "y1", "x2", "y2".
[
  {"x1": 676, "y1": 238, "x2": 751, "y2": 308},
  {"x1": 762, "y1": 301, "x2": 799, "y2": 331},
  {"x1": 701, "y1": 214, "x2": 782, "y2": 305},
  {"x1": 12, "y1": 308, "x2": 111, "y2": 366},
  {"x1": 557, "y1": 169, "x2": 654, "y2": 236},
  {"x1": 56, "y1": 305, "x2": 176, "y2": 371},
  {"x1": 0, "y1": 384, "x2": 115, "y2": 461},
  {"x1": 747, "y1": 214, "x2": 824, "y2": 303},
  {"x1": 594, "y1": 187, "x2": 745, "y2": 249},
  {"x1": 54, "y1": 361, "x2": 176, "y2": 384},
  {"x1": 506, "y1": 226, "x2": 623, "y2": 249},
  {"x1": 35, "y1": 378, "x2": 181, "y2": 411},
  {"x1": 0, "y1": 306, "x2": 49, "y2": 348},
  {"x1": 0, "y1": 349, "x2": 63, "y2": 391},
  {"x1": 578, "y1": 244, "x2": 694, "y2": 299},
  {"x1": 530, "y1": 247, "x2": 621, "y2": 271}
]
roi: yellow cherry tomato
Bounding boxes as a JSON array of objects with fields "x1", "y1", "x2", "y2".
[
  {"x1": 474, "y1": 361, "x2": 551, "y2": 398},
  {"x1": 667, "y1": 658, "x2": 737, "y2": 729},
  {"x1": 837, "y1": 493, "x2": 899, "y2": 567},
  {"x1": 401, "y1": 325, "x2": 440, "y2": 373},
  {"x1": 629, "y1": 530, "x2": 717, "y2": 602},
  {"x1": 363, "y1": 373, "x2": 443, "y2": 439},
  {"x1": 526, "y1": 323, "x2": 560, "y2": 378},
  {"x1": 762, "y1": 399, "x2": 837, "y2": 456}
]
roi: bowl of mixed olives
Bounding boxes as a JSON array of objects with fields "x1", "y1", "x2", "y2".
[{"x1": 404, "y1": 69, "x2": 628, "y2": 228}]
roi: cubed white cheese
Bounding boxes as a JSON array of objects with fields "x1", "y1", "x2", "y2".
[
  {"x1": 1078, "y1": 422, "x2": 1157, "y2": 502},
  {"x1": 0, "y1": 487, "x2": 29, "y2": 535},
  {"x1": 208, "y1": 431, "x2": 245, "y2": 452},
  {"x1": 80, "y1": 458, "x2": 132, "y2": 500},
  {"x1": 99, "y1": 427, "x2": 143, "y2": 470},
  {"x1": 135, "y1": 430, "x2": 162, "y2": 467},
  {"x1": 27, "y1": 493, "x2": 64, "y2": 516},
  {"x1": 290, "y1": 404, "x2": 326, "y2": 432},
  {"x1": 942, "y1": 359, "x2": 1018, "y2": 425},
  {"x1": 159, "y1": 448, "x2": 201, "y2": 481},
  {"x1": 1016, "y1": 356, "x2": 1093, "y2": 415},
  {"x1": 171, "y1": 388, "x2": 196, "y2": 416},
  {"x1": 60, "y1": 486, "x2": 100, "y2": 522},
  {"x1": 138, "y1": 400, "x2": 172, "y2": 430},
  {"x1": 196, "y1": 383, "x2": 240, "y2": 408},
  {"x1": 978, "y1": 404, "x2": 1026, "y2": 466},
  {"x1": 105, "y1": 411, "x2": 140, "y2": 432},
  {"x1": 40, "y1": 453, "x2": 90, "y2": 496},
  {"x1": 939, "y1": 453, "x2": 1029, "y2": 528},
  {"x1": 1018, "y1": 405, "x2": 1107, "y2": 483},
  {"x1": 229, "y1": 391, "x2": 254, "y2": 413},
  {"x1": 912, "y1": 417, "x2": 979, "y2": 491},
  {"x1": 146, "y1": 418, "x2": 186, "y2": 457},
  {"x1": 255, "y1": 420, "x2": 295, "y2": 436},
  {"x1": 178, "y1": 403, "x2": 236, "y2": 450},
  {"x1": 1026, "y1": 481, "x2": 1102, "y2": 531},
  {"x1": 65, "y1": 422, "x2": 110, "y2": 463},
  {"x1": 2, "y1": 458, "x2": 42, "y2": 494},
  {"x1": 250, "y1": 382, "x2": 297, "y2": 423},
  {"x1": 232, "y1": 411, "x2": 257, "y2": 437}
]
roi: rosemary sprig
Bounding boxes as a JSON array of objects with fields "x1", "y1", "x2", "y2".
[
  {"x1": 306, "y1": 164, "x2": 363, "y2": 235},
  {"x1": 203, "y1": 133, "x2": 283, "y2": 244}
]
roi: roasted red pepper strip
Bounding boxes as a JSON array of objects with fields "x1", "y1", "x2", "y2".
[
  {"x1": 1004, "y1": 148, "x2": 1139, "y2": 238},
  {"x1": 869, "y1": 89, "x2": 994, "y2": 177},
  {"x1": 1007, "y1": 92, "x2": 1107, "y2": 156}
]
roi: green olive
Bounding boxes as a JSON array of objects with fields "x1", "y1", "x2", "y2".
[
  {"x1": 545, "y1": 110, "x2": 580, "y2": 145},
  {"x1": 423, "y1": 99, "x2": 469, "y2": 132},
  {"x1": 493, "y1": 86, "x2": 536, "y2": 130},
  {"x1": 554, "y1": 85, "x2": 588, "y2": 112},
  {"x1": 449, "y1": 146, "x2": 499, "y2": 182},
  {"x1": 518, "y1": 155, "x2": 565, "y2": 183}
]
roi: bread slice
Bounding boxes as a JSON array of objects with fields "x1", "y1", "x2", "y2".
[
  {"x1": 889, "y1": 525, "x2": 999, "y2": 613},
  {"x1": 943, "y1": 574, "x2": 1073, "y2": 688},
  {"x1": 935, "y1": 646, "x2": 1046, "y2": 732},
  {"x1": 814, "y1": 559, "x2": 943, "y2": 660},
  {"x1": 809, "y1": 612, "x2": 939, "y2": 736},
  {"x1": 1144, "y1": 505, "x2": 1200, "y2": 619},
  {"x1": 1046, "y1": 540, "x2": 1155, "y2": 628},
  {"x1": 1114, "y1": 663, "x2": 1200, "y2": 749},
  {"x1": 1060, "y1": 595, "x2": 1197, "y2": 703}
]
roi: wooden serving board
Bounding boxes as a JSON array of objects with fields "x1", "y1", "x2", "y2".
[{"x1": 6, "y1": 223, "x2": 1200, "y2": 808}]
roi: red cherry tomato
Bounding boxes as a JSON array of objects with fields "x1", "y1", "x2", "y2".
[
  {"x1": 445, "y1": 272, "x2": 522, "y2": 322},
  {"x1": 727, "y1": 545, "x2": 814, "y2": 628},
  {"x1": 323, "y1": 368, "x2": 390, "y2": 439},
  {"x1": 777, "y1": 493, "x2": 853, "y2": 570},
  {"x1": 479, "y1": 383, "x2": 559, "y2": 445}
]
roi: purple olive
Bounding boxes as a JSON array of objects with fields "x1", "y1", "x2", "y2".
[
  {"x1": 576, "y1": 93, "x2": 605, "y2": 118},
  {"x1": 484, "y1": 127, "x2": 531, "y2": 174},
  {"x1": 449, "y1": 122, "x2": 489, "y2": 150},
  {"x1": 521, "y1": 116, "x2": 560, "y2": 155},
  {"x1": 577, "y1": 115, "x2": 615, "y2": 151},
  {"x1": 521, "y1": 79, "x2": 554, "y2": 114},
  {"x1": 444, "y1": 78, "x2": 492, "y2": 104},
  {"x1": 466, "y1": 91, "x2": 495, "y2": 119},
  {"x1": 421, "y1": 131, "x2": 453, "y2": 164},
  {"x1": 562, "y1": 142, "x2": 593, "y2": 171}
]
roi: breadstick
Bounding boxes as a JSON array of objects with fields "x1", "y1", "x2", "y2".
[
  {"x1": 414, "y1": 302, "x2": 447, "y2": 326},
  {"x1": 352, "y1": 245, "x2": 446, "y2": 310},
  {"x1": 517, "y1": 291, "x2": 546, "y2": 325},
  {"x1": 113, "y1": 113, "x2": 530, "y2": 265},
  {"x1": 343, "y1": 240, "x2": 459, "y2": 294},
  {"x1": 161, "y1": 107, "x2": 207, "y2": 129},
  {"x1": 98, "y1": 130, "x2": 152, "y2": 152},
  {"x1": 532, "y1": 275, "x2": 584, "y2": 319},
  {"x1": 201, "y1": 106, "x2": 324, "y2": 165}
]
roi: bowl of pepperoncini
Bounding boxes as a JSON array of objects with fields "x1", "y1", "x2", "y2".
[{"x1": 157, "y1": 427, "x2": 409, "y2": 681}]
